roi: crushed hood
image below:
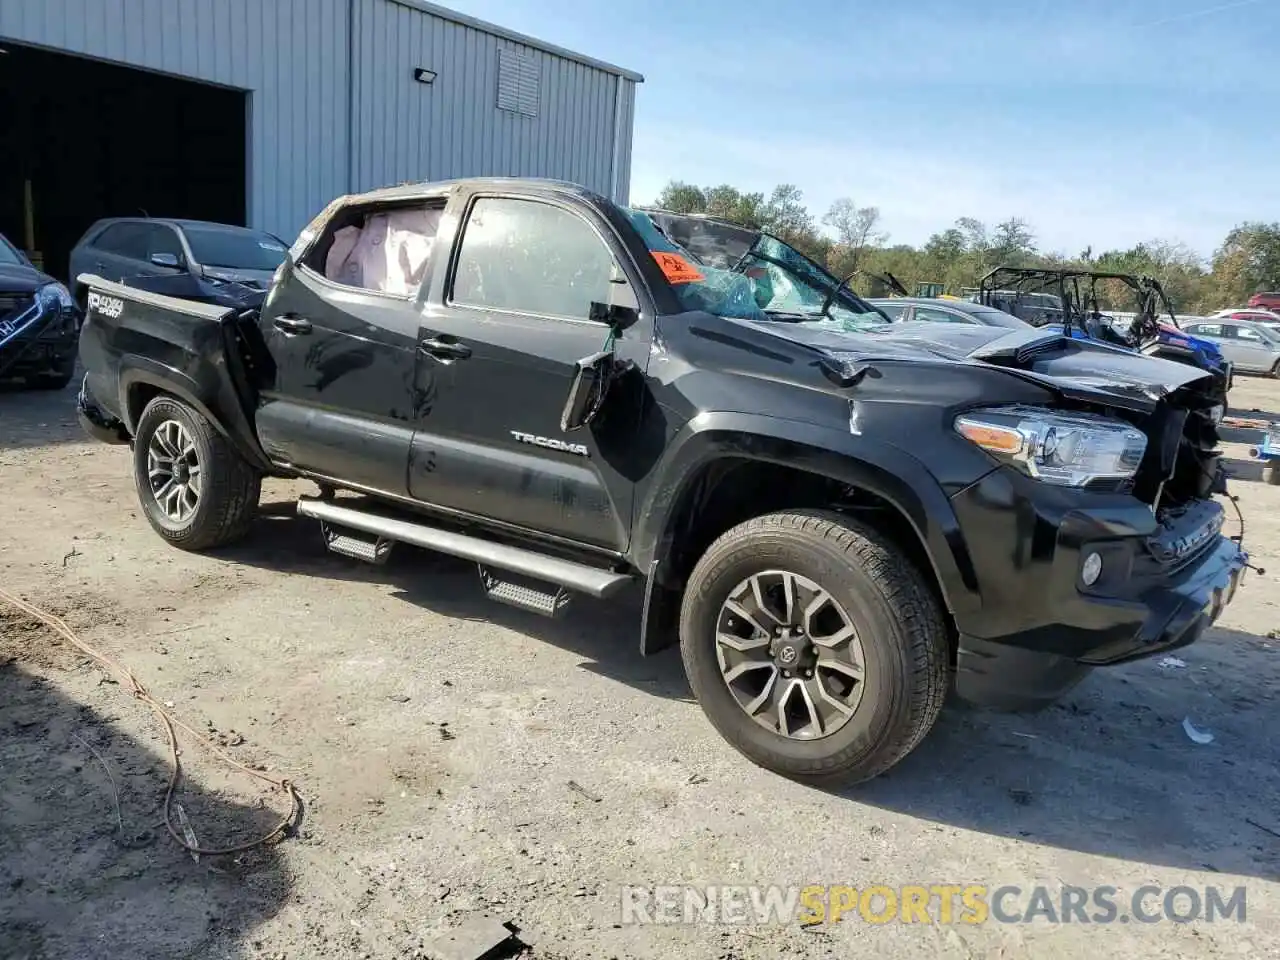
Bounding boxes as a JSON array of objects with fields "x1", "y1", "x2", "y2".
[
  {"x1": 735, "y1": 319, "x2": 1213, "y2": 412},
  {"x1": 200, "y1": 266, "x2": 276, "y2": 289}
]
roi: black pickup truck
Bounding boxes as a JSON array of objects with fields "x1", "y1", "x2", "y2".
[{"x1": 75, "y1": 178, "x2": 1247, "y2": 784}]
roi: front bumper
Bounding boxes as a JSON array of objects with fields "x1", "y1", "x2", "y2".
[
  {"x1": 950, "y1": 467, "x2": 1247, "y2": 710},
  {"x1": 0, "y1": 301, "x2": 79, "y2": 377}
]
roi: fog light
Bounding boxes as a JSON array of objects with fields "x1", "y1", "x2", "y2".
[{"x1": 1081, "y1": 552, "x2": 1103, "y2": 586}]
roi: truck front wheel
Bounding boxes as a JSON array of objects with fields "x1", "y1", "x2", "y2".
[
  {"x1": 132, "y1": 396, "x2": 261, "y2": 551},
  {"x1": 680, "y1": 510, "x2": 949, "y2": 785}
]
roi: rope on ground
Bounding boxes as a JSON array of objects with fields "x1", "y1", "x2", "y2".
[{"x1": 0, "y1": 587, "x2": 301, "y2": 857}]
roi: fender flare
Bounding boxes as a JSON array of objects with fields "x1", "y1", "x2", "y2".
[
  {"x1": 118, "y1": 356, "x2": 271, "y2": 470},
  {"x1": 634, "y1": 413, "x2": 982, "y2": 653}
]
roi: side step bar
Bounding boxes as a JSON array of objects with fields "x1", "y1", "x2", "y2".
[
  {"x1": 296, "y1": 499, "x2": 632, "y2": 600},
  {"x1": 321, "y1": 522, "x2": 394, "y2": 565},
  {"x1": 479, "y1": 567, "x2": 571, "y2": 617}
]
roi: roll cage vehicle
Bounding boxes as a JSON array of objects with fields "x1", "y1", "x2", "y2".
[{"x1": 978, "y1": 266, "x2": 1232, "y2": 404}]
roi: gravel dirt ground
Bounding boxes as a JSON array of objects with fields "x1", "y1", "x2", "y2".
[{"x1": 1, "y1": 374, "x2": 1278, "y2": 960}]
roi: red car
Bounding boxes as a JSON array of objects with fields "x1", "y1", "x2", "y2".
[
  {"x1": 1247, "y1": 292, "x2": 1280, "y2": 310},
  {"x1": 1215, "y1": 308, "x2": 1280, "y2": 327}
]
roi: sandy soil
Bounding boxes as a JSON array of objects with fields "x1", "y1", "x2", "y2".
[{"x1": 1, "y1": 374, "x2": 1278, "y2": 960}]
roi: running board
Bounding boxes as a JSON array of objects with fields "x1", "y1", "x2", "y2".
[{"x1": 296, "y1": 499, "x2": 632, "y2": 600}]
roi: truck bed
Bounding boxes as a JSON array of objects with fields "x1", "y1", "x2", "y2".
[{"x1": 76, "y1": 274, "x2": 271, "y2": 469}]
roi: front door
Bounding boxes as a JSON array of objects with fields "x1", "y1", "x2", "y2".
[
  {"x1": 1229, "y1": 324, "x2": 1278, "y2": 373},
  {"x1": 407, "y1": 192, "x2": 651, "y2": 552},
  {"x1": 255, "y1": 199, "x2": 446, "y2": 494}
]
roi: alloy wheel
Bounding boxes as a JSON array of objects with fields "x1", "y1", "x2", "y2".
[
  {"x1": 715, "y1": 570, "x2": 867, "y2": 740},
  {"x1": 146, "y1": 419, "x2": 202, "y2": 524}
]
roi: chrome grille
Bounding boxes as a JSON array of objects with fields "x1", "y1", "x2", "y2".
[{"x1": 0, "y1": 293, "x2": 35, "y2": 316}]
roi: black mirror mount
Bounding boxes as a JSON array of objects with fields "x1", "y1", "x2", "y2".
[
  {"x1": 560, "y1": 350, "x2": 615, "y2": 433},
  {"x1": 588, "y1": 300, "x2": 638, "y2": 330}
]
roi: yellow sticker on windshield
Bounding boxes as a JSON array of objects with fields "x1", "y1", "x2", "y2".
[{"x1": 652, "y1": 251, "x2": 704, "y2": 285}]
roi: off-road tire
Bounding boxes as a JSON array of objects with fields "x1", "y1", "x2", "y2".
[
  {"x1": 680, "y1": 510, "x2": 949, "y2": 785},
  {"x1": 133, "y1": 396, "x2": 261, "y2": 550},
  {"x1": 28, "y1": 355, "x2": 75, "y2": 391}
]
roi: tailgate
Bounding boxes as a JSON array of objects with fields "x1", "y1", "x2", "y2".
[{"x1": 79, "y1": 273, "x2": 239, "y2": 327}]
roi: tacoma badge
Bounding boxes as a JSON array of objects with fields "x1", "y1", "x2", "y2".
[{"x1": 510, "y1": 430, "x2": 589, "y2": 457}]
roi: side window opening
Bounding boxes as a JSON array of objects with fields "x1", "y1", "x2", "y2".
[
  {"x1": 916, "y1": 306, "x2": 969, "y2": 324},
  {"x1": 303, "y1": 200, "x2": 446, "y2": 297},
  {"x1": 97, "y1": 223, "x2": 149, "y2": 261},
  {"x1": 450, "y1": 197, "x2": 618, "y2": 321}
]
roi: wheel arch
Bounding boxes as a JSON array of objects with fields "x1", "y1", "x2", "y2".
[
  {"x1": 633, "y1": 415, "x2": 981, "y2": 655},
  {"x1": 118, "y1": 357, "x2": 270, "y2": 470}
]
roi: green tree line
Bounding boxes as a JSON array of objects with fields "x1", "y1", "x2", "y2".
[{"x1": 652, "y1": 180, "x2": 1280, "y2": 313}]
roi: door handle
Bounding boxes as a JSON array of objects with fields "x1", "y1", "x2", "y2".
[
  {"x1": 419, "y1": 337, "x2": 471, "y2": 360},
  {"x1": 273, "y1": 315, "x2": 312, "y2": 335}
]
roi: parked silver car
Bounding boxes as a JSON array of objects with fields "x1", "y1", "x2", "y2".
[
  {"x1": 866, "y1": 297, "x2": 1029, "y2": 328},
  {"x1": 1182, "y1": 318, "x2": 1280, "y2": 375}
]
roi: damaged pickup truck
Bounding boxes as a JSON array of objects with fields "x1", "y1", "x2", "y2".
[{"x1": 76, "y1": 178, "x2": 1247, "y2": 784}]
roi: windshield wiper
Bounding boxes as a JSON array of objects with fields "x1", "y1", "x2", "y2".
[{"x1": 818, "y1": 270, "x2": 861, "y2": 320}]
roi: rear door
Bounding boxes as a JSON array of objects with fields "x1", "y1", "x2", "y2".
[
  {"x1": 1186, "y1": 322, "x2": 1231, "y2": 358},
  {"x1": 407, "y1": 190, "x2": 652, "y2": 552},
  {"x1": 89, "y1": 222, "x2": 152, "y2": 282},
  {"x1": 255, "y1": 197, "x2": 448, "y2": 495}
]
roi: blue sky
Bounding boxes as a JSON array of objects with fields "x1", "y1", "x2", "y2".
[{"x1": 450, "y1": 0, "x2": 1280, "y2": 258}]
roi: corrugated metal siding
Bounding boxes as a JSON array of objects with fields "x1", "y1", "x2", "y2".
[
  {"x1": 0, "y1": 0, "x2": 638, "y2": 236},
  {"x1": 351, "y1": 0, "x2": 633, "y2": 201},
  {"x1": 0, "y1": 0, "x2": 350, "y2": 240},
  {"x1": 614, "y1": 79, "x2": 636, "y2": 204}
]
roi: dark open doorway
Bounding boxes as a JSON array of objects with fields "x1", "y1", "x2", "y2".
[{"x1": 0, "y1": 41, "x2": 247, "y2": 283}]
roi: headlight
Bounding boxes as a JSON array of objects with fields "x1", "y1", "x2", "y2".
[
  {"x1": 955, "y1": 405, "x2": 1147, "y2": 487},
  {"x1": 35, "y1": 282, "x2": 75, "y2": 311}
]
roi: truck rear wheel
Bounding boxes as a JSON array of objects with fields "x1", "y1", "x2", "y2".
[
  {"x1": 132, "y1": 396, "x2": 261, "y2": 551},
  {"x1": 679, "y1": 510, "x2": 949, "y2": 785}
]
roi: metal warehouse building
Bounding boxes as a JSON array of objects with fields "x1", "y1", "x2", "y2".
[{"x1": 0, "y1": 0, "x2": 641, "y2": 281}]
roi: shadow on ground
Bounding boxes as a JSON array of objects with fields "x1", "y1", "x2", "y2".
[
  {"x1": 221, "y1": 497, "x2": 692, "y2": 703},
  {"x1": 844, "y1": 624, "x2": 1280, "y2": 882},
  {"x1": 221, "y1": 501, "x2": 1280, "y2": 883},
  {"x1": 0, "y1": 377, "x2": 85, "y2": 452},
  {"x1": 0, "y1": 610, "x2": 294, "y2": 960},
  {"x1": 1228, "y1": 397, "x2": 1280, "y2": 424},
  {"x1": 1223, "y1": 456, "x2": 1270, "y2": 483}
]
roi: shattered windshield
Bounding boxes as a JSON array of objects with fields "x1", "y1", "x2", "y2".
[{"x1": 623, "y1": 210, "x2": 888, "y2": 331}]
